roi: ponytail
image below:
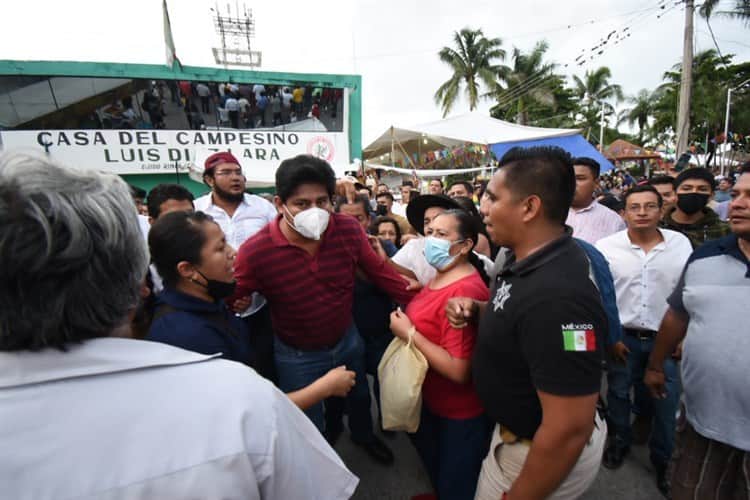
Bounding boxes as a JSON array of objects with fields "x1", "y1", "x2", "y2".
[{"x1": 468, "y1": 251, "x2": 491, "y2": 286}]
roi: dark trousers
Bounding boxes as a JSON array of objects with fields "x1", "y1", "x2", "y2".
[
  {"x1": 607, "y1": 332, "x2": 680, "y2": 465},
  {"x1": 243, "y1": 305, "x2": 276, "y2": 383},
  {"x1": 274, "y1": 323, "x2": 376, "y2": 444},
  {"x1": 325, "y1": 331, "x2": 392, "y2": 437},
  {"x1": 410, "y1": 406, "x2": 491, "y2": 500},
  {"x1": 200, "y1": 95, "x2": 210, "y2": 113}
]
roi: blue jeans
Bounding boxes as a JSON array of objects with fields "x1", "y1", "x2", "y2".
[
  {"x1": 607, "y1": 333, "x2": 681, "y2": 465},
  {"x1": 409, "y1": 406, "x2": 491, "y2": 500},
  {"x1": 274, "y1": 323, "x2": 375, "y2": 444}
]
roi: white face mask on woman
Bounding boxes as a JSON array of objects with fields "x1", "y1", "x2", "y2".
[{"x1": 284, "y1": 205, "x2": 330, "y2": 240}]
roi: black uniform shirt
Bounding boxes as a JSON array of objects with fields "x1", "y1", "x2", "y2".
[{"x1": 472, "y1": 232, "x2": 606, "y2": 439}]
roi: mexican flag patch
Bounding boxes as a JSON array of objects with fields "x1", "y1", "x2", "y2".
[{"x1": 561, "y1": 324, "x2": 597, "y2": 352}]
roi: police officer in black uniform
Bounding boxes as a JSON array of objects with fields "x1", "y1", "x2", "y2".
[{"x1": 447, "y1": 146, "x2": 608, "y2": 500}]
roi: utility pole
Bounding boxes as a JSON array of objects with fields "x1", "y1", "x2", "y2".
[
  {"x1": 599, "y1": 102, "x2": 606, "y2": 151},
  {"x1": 675, "y1": 0, "x2": 694, "y2": 157}
]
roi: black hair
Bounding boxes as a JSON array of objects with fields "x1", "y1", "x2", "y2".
[
  {"x1": 147, "y1": 183, "x2": 195, "y2": 219},
  {"x1": 376, "y1": 191, "x2": 394, "y2": 202},
  {"x1": 429, "y1": 179, "x2": 444, "y2": 187},
  {"x1": 623, "y1": 184, "x2": 663, "y2": 207},
  {"x1": 499, "y1": 146, "x2": 576, "y2": 225},
  {"x1": 275, "y1": 154, "x2": 336, "y2": 202},
  {"x1": 433, "y1": 209, "x2": 490, "y2": 285},
  {"x1": 741, "y1": 162, "x2": 750, "y2": 175},
  {"x1": 649, "y1": 175, "x2": 676, "y2": 189},
  {"x1": 334, "y1": 194, "x2": 371, "y2": 218},
  {"x1": 410, "y1": 189, "x2": 421, "y2": 200},
  {"x1": 129, "y1": 184, "x2": 147, "y2": 200},
  {"x1": 373, "y1": 216, "x2": 403, "y2": 247},
  {"x1": 402, "y1": 180, "x2": 414, "y2": 188},
  {"x1": 149, "y1": 211, "x2": 215, "y2": 288},
  {"x1": 674, "y1": 167, "x2": 716, "y2": 191},
  {"x1": 598, "y1": 194, "x2": 624, "y2": 212},
  {"x1": 448, "y1": 181, "x2": 474, "y2": 194},
  {"x1": 573, "y1": 157, "x2": 601, "y2": 178}
]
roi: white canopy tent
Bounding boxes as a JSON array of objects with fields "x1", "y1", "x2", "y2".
[{"x1": 363, "y1": 111, "x2": 580, "y2": 171}]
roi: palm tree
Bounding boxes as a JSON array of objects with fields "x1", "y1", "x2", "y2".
[
  {"x1": 700, "y1": 0, "x2": 750, "y2": 25},
  {"x1": 488, "y1": 40, "x2": 557, "y2": 125},
  {"x1": 434, "y1": 28, "x2": 505, "y2": 117},
  {"x1": 572, "y1": 66, "x2": 623, "y2": 144},
  {"x1": 572, "y1": 66, "x2": 624, "y2": 106},
  {"x1": 618, "y1": 89, "x2": 661, "y2": 144}
]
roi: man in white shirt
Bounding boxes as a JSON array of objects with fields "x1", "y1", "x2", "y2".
[
  {"x1": 595, "y1": 185, "x2": 692, "y2": 497},
  {"x1": 194, "y1": 151, "x2": 279, "y2": 380},
  {"x1": 195, "y1": 82, "x2": 211, "y2": 114},
  {"x1": 566, "y1": 157, "x2": 625, "y2": 244},
  {"x1": 0, "y1": 151, "x2": 357, "y2": 500}
]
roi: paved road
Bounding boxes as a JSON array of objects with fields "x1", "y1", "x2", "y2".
[{"x1": 332, "y1": 380, "x2": 666, "y2": 500}]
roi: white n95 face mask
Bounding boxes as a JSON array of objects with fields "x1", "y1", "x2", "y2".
[{"x1": 284, "y1": 206, "x2": 330, "y2": 240}]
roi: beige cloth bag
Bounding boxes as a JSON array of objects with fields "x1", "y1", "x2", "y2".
[{"x1": 377, "y1": 330, "x2": 428, "y2": 433}]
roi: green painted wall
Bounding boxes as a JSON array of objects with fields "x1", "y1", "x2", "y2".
[
  {"x1": 121, "y1": 173, "x2": 208, "y2": 197},
  {"x1": 0, "y1": 59, "x2": 363, "y2": 168}
]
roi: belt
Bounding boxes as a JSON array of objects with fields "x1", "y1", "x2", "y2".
[
  {"x1": 499, "y1": 425, "x2": 532, "y2": 446},
  {"x1": 624, "y1": 328, "x2": 657, "y2": 340}
]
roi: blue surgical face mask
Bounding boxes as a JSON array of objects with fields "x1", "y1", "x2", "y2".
[{"x1": 423, "y1": 236, "x2": 464, "y2": 271}]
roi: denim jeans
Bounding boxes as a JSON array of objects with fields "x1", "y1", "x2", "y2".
[
  {"x1": 409, "y1": 406, "x2": 491, "y2": 500},
  {"x1": 274, "y1": 323, "x2": 375, "y2": 444},
  {"x1": 607, "y1": 333, "x2": 681, "y2": 465}
]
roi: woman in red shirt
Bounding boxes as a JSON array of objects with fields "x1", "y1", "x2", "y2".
[{"x1": 390, "y1": 209, "x2": 491, "y2": 500}]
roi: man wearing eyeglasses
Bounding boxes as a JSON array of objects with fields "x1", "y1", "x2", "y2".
[
  {"x1": 194, "y1": 151, "x2": 279, "y2": 380},
  {"x1": 595, "y1": 184, "x2": 692, "y2": 497}
]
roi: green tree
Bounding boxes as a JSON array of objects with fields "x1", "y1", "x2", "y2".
[
  {"x1": 699, "y1": 0, "x2": 750, "y2": 25},
  {"x1": 572, "y1": 66, "x2": 624, "y2": 144},
  {"x1": 488, "y1": 40, "x2": 557, "y2": 126},
  {"x1": 434, "y1": 28, "x2": 505, "y2": 117},
  {"x1": 618, "y1": 89, "x2": 662, "y2": 144}
]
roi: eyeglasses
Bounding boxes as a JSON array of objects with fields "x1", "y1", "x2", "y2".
[
  {"x1": 626, "y1": 203, "x2": 660, "y2": 212},
  {"x1": 214, "y1": 168, "x2": 244, "y2": 177}
]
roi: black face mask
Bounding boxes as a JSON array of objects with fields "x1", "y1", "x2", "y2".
[
  {"x1": 375, "y1": 205, "x2": 388, "y2": 216},
  {"x1": 193, "y1": 269, "x2": 237, "y2": 300},
  {"x1": 676, "y1": 193, "x2": 709, "y2": 215}
]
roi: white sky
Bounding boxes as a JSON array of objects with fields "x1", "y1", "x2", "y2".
[{"x1": 2, "y1": 0, "x2": 749, "y2": 144}]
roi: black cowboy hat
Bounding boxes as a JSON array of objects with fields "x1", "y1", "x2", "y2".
[{"x1": 406, "y1": 194, "x2": 461, "y2": 235}]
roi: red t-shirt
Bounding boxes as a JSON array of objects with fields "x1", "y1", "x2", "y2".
[{"x1": 405, "y1": 272, "x2": 489, "y2": 419}]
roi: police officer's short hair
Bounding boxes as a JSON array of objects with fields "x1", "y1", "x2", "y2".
[{"x1": 498, "y1": 146, "x2": 576, "y2": 225}]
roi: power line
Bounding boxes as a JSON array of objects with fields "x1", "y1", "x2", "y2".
[{"x1": 494, "y1": 0, "x2": 684, "y2": 111}]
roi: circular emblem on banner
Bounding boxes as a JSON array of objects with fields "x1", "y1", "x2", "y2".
[{"x1": 306, "y1": 136, "x2": 335, "y2": 162}]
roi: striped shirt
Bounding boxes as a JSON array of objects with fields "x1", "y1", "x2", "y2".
[
  {"x1": 234, "y1": 213, "x2": 415, "y2": 350},
  {"x1": 566, "y1": 200, "x2": 626, "y2": 245}
]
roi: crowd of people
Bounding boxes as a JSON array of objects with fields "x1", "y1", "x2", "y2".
[{"x1": 1, "y1": 146, "x2": 748, "y2": 500}]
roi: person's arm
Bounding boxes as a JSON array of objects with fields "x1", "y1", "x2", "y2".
[
  {"x1": 583, "y1": 240, "x2": 625, "y2": 356},
  {"x1": 358, "y1": 230, "x2": 416, "y2": 304},
  {"x1": 445, "y1": 297, "x2": 488, "y2": 329},
  {"x1": 508, "y1": 296, "x2": 604, "y2": 499},
  {"x1": 507, "y1": 392, "x2": 599, "y2": 500},
  {"x1": 645, "y1": 307, "x2": 689, "y2": 398},
  {"x1": 368, "y1": 235, "x2": 419, "y2": 280},
  {"x1": 229, "y1": 238, "x2": 259, "y2": 306},
  {"x1": 286, "y1": 366, "x2": 356, "y2": 410},
  {"x1": 390, "y1": 309, "x2": 471, "y2": 384}
]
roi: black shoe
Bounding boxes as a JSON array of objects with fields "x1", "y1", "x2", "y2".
[
  {"x1": 602, "y1": 444, "x2": 630, "y2": 469},
  {"x1": 653, "y1": 461, "x2": 671, "y2": 498},
  {"x1": 354, "y1": 436, "x2": 394, "y2": 466}
]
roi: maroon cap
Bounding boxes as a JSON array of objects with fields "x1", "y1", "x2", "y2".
[{"x1": 204, "y1": 151, "x2": 240, "y2": 173}]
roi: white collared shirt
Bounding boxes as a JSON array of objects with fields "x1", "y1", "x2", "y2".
[
  {"x1": 566, "y1": 199, "x2": 626, "y2": 245},
  {"x1": 595, "y1": 229, "x2": 692, "y2": 331},
  {"x1": 195, "y1": 192, "x2": 278, "y2": 316},
  {"x1": 0, "y1": 338, "x2": 358, "y2": 500}
]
